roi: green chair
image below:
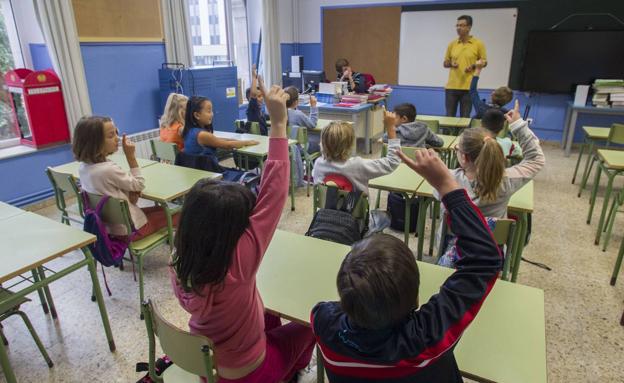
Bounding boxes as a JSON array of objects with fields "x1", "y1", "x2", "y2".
[
  {"x1": 611, "y1": 231, "x2": 624, "y2": 286},
  {"x1": 470, "y1": 118, "x2": 509, "y2": 138},
  {"x1": 416, "y1": 119, "x2": 440, "y2": 134},
  {"x1": 313, "y1": 183, "x2": 369, "y2": 223},
  {"x1": 579, "y1": 123, "x2": 624, "y2": 198},
  {"x1": 600, "y1": 188, "x2": 624, "y2": 252},
  {"x1": 151, "y1": 140, "x2": 179, "y2": 164},
  {"x1": 0, "y1": 288, "x2": 53, "y2": 369},
  {"x1": 142, "y1": 300, "x2": 216, "y2": 382},
  {"x1": 234, "y1": 120, "x2": 260, "y2": 135},
  {"x1": 83, "y1": 192, "x2": 170, "y2": 316},
  {"x1": 292, "y1": 125, "x2": 321, "y2": 197},
  {"x1": 437, "y1": 217, "x2": 516, "y2": 281},
  {"x1": 45, "y1": 167, "x2": 83, "y2": 225},
  {"x1": 572, "y1": 126, "x2": 611, "y2": 184}
]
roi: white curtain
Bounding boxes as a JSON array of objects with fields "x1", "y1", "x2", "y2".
[
  {"x1": 260, "y1": 0, "x2": 281, "y2": 87},
  {"x1": 33, "y1": 0, "x2": 92, "y2": 133},
  {"x1": 161, "y1": 0, "x2": 193, "y2": 67}
]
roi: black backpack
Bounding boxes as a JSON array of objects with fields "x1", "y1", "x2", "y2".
[{"x1": 306, "y1": 186, "x2": 367, "y2": 246}]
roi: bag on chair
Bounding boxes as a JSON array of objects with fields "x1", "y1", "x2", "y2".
[{"x1": 306, "y1": 186, "x2": 365, "y2": 246}]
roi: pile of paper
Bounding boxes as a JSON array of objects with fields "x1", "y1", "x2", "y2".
[
  {"x1": 593, "y1": 79, "x2": 624, "y2": 108},
  {"x1": 368, "y1": 84, "x2": 393, "y2": 96}
]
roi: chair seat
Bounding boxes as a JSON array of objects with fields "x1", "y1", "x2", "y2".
[
  {"x1": 131, "y1": 227, "x2": 169, "y2": 251},
  {"x1": 582, "y1": 126, "x2": 610, "y2": 140},
  {"x1": 162, "y1": 364, "x2": 204, "y2": 382}
]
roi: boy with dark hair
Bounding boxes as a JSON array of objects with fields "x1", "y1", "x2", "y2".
[
  {"x1": 246, "y1": 66, "x2": 269, "y2": 135},
  {"x1": 383, "y1": 103, "x2": 444, "y2": 147},
  {"x1": 284, "y1": 86, "x2": 320, "y2": 153},
  {"x1": 311, "y1": 148, "x2": 502, "y2": 383},
  {"x1": 470, "y1": 61, "x2": 513, "y2": 119},
  {"x1": 481, "y1": 108, "x2": 522, "y2": 158},
  {"x1": 335, "y1": 58, "x2": 362, "y2": 93}
]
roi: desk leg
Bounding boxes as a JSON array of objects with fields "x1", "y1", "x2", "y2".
[
  {"x1": 595, "y1": 170, "x2": 616, "y2": 245},
  {"x1": 511, "y1": 212, "x2": 527, "y2": 283},
  {"x1": 161, "y1": 202, "x2": 174, "y2": 250},
  {"x1": 416, "y1": 197, "x2": 430, "y2": 261},
  {"x1": 0, "y1": 335, "x2": 17, "y2": 383},
  {"x1": 83, "y1": 247, "x2": 116, "y2": 352},
  {"x1": 365, "y1": 111, "x2": 371, "y2": 154},
  {"x1": 429, "y1": 201, "x2": 440, "y2": 257},
  {"x1": 403, "y1": 194, "x2": 412, "y2": 246},
  {"x1": 37, "y1": 267, "x2": 57, "y2": 319},
  {"x1": 564, "y1": 110, "x2": 578, "y2": 157},
  {"x1": 316, "y1": 346, "x2": 325, "y2": 383},
  {"x1": 30, "y1": 269, "x2": 49, "y2": 315},
  {"x1": 562, "y1": 105, "x2": 572, "y2": 150},
  {"x1": 587, "y1": 163, "x2": 603, "y2": 224}
]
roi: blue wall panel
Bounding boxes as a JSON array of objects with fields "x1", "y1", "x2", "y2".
[
  {"x1": 81, "y1": 42, "x2": 166, "y2": 135},
  {"x1": 29, "y1": 43, "x2": 53, "y2": 71}
]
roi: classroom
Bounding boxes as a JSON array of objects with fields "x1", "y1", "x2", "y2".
[{"x1": 0, "y1": 0, "x2": 622, "y2": 382}]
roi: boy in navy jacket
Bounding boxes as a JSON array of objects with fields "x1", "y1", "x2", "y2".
[
  {"x1": 311, "y1": 148, "x2": 502, "y2": 382},
  {"x1": 470, "y1": 61, "x2": 513, "y2": 119}
]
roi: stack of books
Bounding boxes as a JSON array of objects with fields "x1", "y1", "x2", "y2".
[
  {"x1": 369, "y1": 84, "x2": 393, "y2": 96},
  {"x1": 341, "y1": 94, "x2": 368, "y2": 105},
  {"x1": 592, "y1": 79, "x2": 624, "y2": 108}
]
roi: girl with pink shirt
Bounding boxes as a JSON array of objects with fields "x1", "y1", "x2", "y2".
[{"x1": 170, "y1": 85, "x2": 315, "y2": 382}]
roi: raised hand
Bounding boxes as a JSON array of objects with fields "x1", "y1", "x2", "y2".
[
  {"x1": 310, "y1": 95, "x2": 317, "y2": 107},
  {"x1": 504, "y1": 99, "x2": 521, "y2": 124},
  {"x1": 122, "y1": 134, "x2": 136, "y2": 158},
  {"x1": 263, "y1": 85, "x2": 289, "y2": 138},
  {"x1": 398, "y1": 149, "x2": 459, "y2": 198}
]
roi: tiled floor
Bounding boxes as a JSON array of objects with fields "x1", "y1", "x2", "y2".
[{"x1": 1, "y1": 141, "x2": 624, "y2": 382}]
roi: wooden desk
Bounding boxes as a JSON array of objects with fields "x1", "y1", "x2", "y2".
[
  {"x1": 369, "y1": 164, "x2": 424, "y2": 244},
  {"x1": 0, "y1": 202, "x2": 24, "y2": 221},
  {"x1": 419, "y1": 115, "x2": 471, "y2": 135},
  {"x1": 257, "y1": 230, "x2": 547, "y2": 383},
  {"x1": 507, "y1": 181, "x2": 534, "y2": 282},
  {"x1": 51, "y1": 154, "x2": 157, "y2": 179},
  {"x1": 0, "y1": 212, "x2": 115, "y2": 383}
]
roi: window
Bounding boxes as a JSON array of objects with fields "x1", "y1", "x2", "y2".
[{"x1": 187, "y1": 0, "x2": 251, "y2": 97}]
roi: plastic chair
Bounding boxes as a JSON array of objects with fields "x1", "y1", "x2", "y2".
[
  {"x1": 151, "y1": 140, "x2": 179, "y2": 164},
  {"x1": 416, "y1": 119, "x2": 440, "y2": 134},
  {"x1": 45, "y1": 167, "x2": 83, "y2": 225},
  {"x1": 142, "y1": 300, "x2": 216, "y2": 383},
  {"x1": 292, "y1": 125, "x2": 321, "y2": 197},
  {"x1": 437, "y1": 216, "x2": 516, "y2": 281},
  {"x1": 312, "y1": 183, "x2": 369, "y2": 225},
  {"x1": 83, "y1": 192, "x2": 170, "y2": 316},
  {"x1": 579, "y1": 123, "x2": 624, "y2": 198},
  {"x1": 601, "y1": 189, "x2": 624, "y2": 252},
  {"x1": 234, "y1": 120, "x2": 260, "y2": 135},
  {"x1": 572, "y1": 126, "x2": 611, "y2": 184},
  {"x1": 0, "y1": 288, "x2": 53, "y2": 368}
]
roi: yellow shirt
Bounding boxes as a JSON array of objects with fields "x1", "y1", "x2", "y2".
[{"x1": 444, "y1": 36, "x2": 487, "y2": 90}]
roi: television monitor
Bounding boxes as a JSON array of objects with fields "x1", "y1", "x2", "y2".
[
  {"x1": 302, "y1": 70, "x2": 326, "y2": 93},
  {"x1": 522, "y1": 30, "x2": 624, "y2": 93}
]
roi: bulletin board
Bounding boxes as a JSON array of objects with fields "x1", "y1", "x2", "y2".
[
  {"x1": 72, "y1": 0, "x2": 164, "y2": 42},
  {"x1": 322, "y1": 6, "x2": 401, "y2": 85}
]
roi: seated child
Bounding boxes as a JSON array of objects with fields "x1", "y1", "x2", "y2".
[
  {"x1": 470, "y1": 61, "x2": 513, "y2": 119},
  {"x1": 170, "y1": 84, "x2": 315, "y2": 382},
  {"x1": 159, "y1": 93, "x2": 188, "y2": 151},
  {"x1": 383, "y1": 103, "x2": 444, "y2": 148},
  {"x1": 285, "y1": 86, "x2": 319, "y2": 153},
  {"x1": 312, "y1": 112, "x2": 400, "y2": 194},
  {"x1": 312, "y1": 148, "x2": 502, "y2": 382},
  {"x1": 73, "y1": 116, "x2": 179, "y2": 239},
  {"x1": 246, "y1": 65, "x2": 269, "y2": 135},
  {"x1": 335, "y1": 58, "x2": 362, "y2": 93},
  {"x1": 481, "y1": 108, "x2": 522, "y2": 158}
]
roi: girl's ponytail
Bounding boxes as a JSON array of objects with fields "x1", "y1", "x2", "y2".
[{"x1": 459, "y1": 128, "x2": 506, "y2": 202}]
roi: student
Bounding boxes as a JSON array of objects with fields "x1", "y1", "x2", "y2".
[
  {"x1": 246, "y1": 66, "x2": 269, "y2": 135},
  {"x1": 470, "y1": 61, "x2": 513, "y2": 119},
  {"x1": 335, "y1": 58, "x2": 361, "y2": 93},
  {"x1": 312, "y1": 112, "x2": 401, "y2": 194},
  {"x1": 182, "y1": 96, "x2": 259, "y2": 157},
  {"x1": 481, "y1": 108, "x2": 522, "y2": 158},
  {"x1": 311, "y1": 148, "x2": 502, "y2": 382},
  {"x1": 284, "y1": 86, "x2": 319, "y2": 153},
  {"x1": 73, "y1": 116, "x2": 178, "y2": 239},
  {"x1": 159, "y1": 93, "x2": 188, "y2": 151},
  {"x1": 446, "y1": 100, "x2": 544, "y2": 219},
  {"x1": 382, "y1": 103, "x2": 444, "y2": 148},
  {"x1": 170, "y1": 85, "x2": 315, "y2": 383}
]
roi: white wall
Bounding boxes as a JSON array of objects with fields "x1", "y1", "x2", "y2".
[{"x1": 248, "y1": 0, "x2": 295, "y2": 44}]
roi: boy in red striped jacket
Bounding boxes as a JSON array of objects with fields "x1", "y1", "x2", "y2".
[{"x1": 311, "y1": 148, "x2": 502, "y2": 383}]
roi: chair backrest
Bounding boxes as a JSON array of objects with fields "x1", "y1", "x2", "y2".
[
  {"x1": 608, "y1": 123, "x2": 624, "y2": 145},
  {"x1": 83, "y1": 191, "x2": 134, "y2": 231},
  {"x1": 46, "y1": 167, "x2": 84, "y2": 217},
  {"x1": 151, "y1": 140, "x2": 179, "y2": 164},
  {"x1": 416, "y1": 119, "x2": 440, "y2": 134},
  {"x1": 470, "y1": 118, "x2": 509, "y2": 138},
  {"x1": 313, "y1": 183, "x2": 369, "y2": 221},
  {"x1": 234, "y1": 120, "x2": 261, "y2": 135},
  {"x1": 381, "y1": 143, "x2": 423, "y2": 159},
  {"x1": 142, "y1": 300, "x2": 215, "y2": 382}
]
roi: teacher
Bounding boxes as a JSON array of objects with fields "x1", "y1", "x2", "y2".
[{"x1": 443, "y1": 15, "x2": 487, "y2": 117}]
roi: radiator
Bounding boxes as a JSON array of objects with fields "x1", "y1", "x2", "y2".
[{"x1": 121, "y1": 129, "x2": 159, "y2": 159}]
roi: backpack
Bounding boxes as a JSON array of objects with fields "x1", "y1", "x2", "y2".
[
  {"x1": 387, "y1": 192, "x2": 419, "y2": 232},
  {"x1": 82, "y1": 192, "x2": 132, "y2": 295},
  {"x1": 358, "y1": 73, "x2": 376, "y2": 93},
  {"x1": 223, "y1": 170, "x2": 262, "y2": 195},
  {"x1": 306, "y1": 186, "x2": 366, "y2": 246}
]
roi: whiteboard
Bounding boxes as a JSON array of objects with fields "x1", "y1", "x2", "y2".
[{"x1": 398, "y1": 8, "x2": 518, "y2": 89}]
